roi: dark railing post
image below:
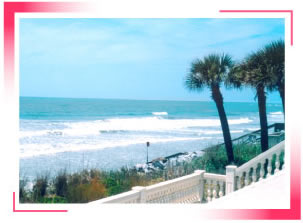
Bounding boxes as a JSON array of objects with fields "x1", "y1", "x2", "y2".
[{"x1": 146, "y1": 142, "x2": 150, "y2": 164}]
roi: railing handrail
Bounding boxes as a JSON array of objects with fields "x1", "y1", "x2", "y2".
[
  {"x1": 236, "y1": 141, "x2": 285, "y2": 174},
  {"x1": 200, "y1": 123, "x2": 284, "y2": 151},
  {"x1": 91, "y1": 139, "x2": 285, "y2": 204},
  {"x1": 145, "y1": 170, "x2": 201, "y2": 190},
  {"x1": 148, "y1": 123, "x2": 284, "y2": 164},
  {"x1": 204, "y1": 173, "x2": 226, "y2": 181},
  {"x1": 90, "y1": 189, "x2": 139, "y2": 204}
]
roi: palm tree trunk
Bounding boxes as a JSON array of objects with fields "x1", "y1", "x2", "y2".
[
  {"x1": 278, "y1": 85, "x2": 285, "y2": 115},
  {"x1": 257, "y1": 86, "x2": 269, "y2": 152},
  {"x1": 211, "y1": 85, "x2": 234, "y2": 164}
]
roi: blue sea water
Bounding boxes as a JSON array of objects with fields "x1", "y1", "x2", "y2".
[{"x1": 19, "y1": 97, "x2": 284, "y2": 179}]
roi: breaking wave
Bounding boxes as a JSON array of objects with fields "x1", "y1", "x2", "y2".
[
  {"x1": 152, "y1": 112, "x2": 168, "y2": 116},
  {"x1": 20, "y1": 117, "x2": 253, "y2": 138}
]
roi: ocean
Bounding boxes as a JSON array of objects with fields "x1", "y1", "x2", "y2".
[{"x1": 19, "y1": 97, "x2": 284, "y2": 180}]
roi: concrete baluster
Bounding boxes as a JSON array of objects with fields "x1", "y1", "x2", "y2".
[
  {"x1": 207, "y1": 179, "x2": 212, "y2": 202},
  {"x1": 252, "y1": 167, "x2": 257, "y2": 183},
  {"x1": 236, "y1": 175, "x2": 241, "y2": 190},
  {"x1": 219, "y1": 181, "x2": 224, "y2": 197},
  {"x1": 259, "y1": 162, "x2": 264, "y2": 181},
  {"x1": 275, "y1": 153, "x2": 280, "y2": 173},
  {"x1": 244, "y1": 171, "x2": 249, "y2": 186},
  {"x1": 212, "y1": 182, "x2": 217, "y2": 200},
  {"x1": 267, "y1": 158, "x2": 272, "y2": 178}
]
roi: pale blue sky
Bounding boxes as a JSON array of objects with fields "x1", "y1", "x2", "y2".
[{"x1": 20, "y1": 18, "x2": 285, "y2": 102}]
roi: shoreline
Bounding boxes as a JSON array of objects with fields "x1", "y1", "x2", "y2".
[
  {"x1": 19, "y1": 125, "x2": 284, "y2": 203},
  {"x1": 20, "y1": 123, "x2": 284, "y2": 182}
]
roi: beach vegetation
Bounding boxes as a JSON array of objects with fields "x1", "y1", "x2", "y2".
[
  {"x1": 54, "y1": 170, "x2": 68, "y2": 197},
  {"x1": 32, "y1": 175, "x2": 48, "y2": 202},
  {"x1": 19, "y1": 178, "x2": 29, "y2": 203},
  {"x1": 19, "y1": 141, "x2": 274, "y2": 203}
]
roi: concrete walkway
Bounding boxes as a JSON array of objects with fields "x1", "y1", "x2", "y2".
[{"x1": 205, "y1": 170, "x2": 289, "y2": 209}]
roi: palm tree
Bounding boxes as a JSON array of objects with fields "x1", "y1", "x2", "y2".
[
  {"x1": 229, "y1": 50, "x2": 272, "y2": 152},
  {"x1": 263, "y1": 40, "x2": 285, "y2": 114},
  {"x1": 185, "y1": 53, "x2": 234, "y2": 164}
]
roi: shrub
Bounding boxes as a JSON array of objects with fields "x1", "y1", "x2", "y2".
[
  {"x1": 32, "y1": 175, "x2": 48, "y2": 202},
  {"x1": 54, "y1": 171, "x2": 68, "y2": 197},
  {"x1": 233, "y1": 143, "x2": 261, "y2": 166},
  {"x1": 66, "y1": 170, "x2": 107, "y2": 203},
  {"x1": 19, "y1": 178, "x2": 28, "y2": 203}
]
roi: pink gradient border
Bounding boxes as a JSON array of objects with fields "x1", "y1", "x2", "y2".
[
  {"x1": 5, "y1": 1, "x2": 89, "y2": 213},
  {"x1": 4, "y1": 2, "x2": 300, "y2": 219},
  {"x1": 4, "y1": 1, "x2": 89, "y2": 94}
]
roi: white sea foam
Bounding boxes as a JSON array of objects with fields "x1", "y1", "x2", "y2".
[
  {"x1": 20, "y1": 136, "x2": 206, "y2": 158},
  {"x1": 268, "y1": 111, "x2": 284, "y2": 123},
  {"x1": 228, "y1": 118, "x2": 252, "y2": 125},
  {"x1": 20, "y1": 117, "x2": 253, "y2": 138},
  {"x1": 20, "y1": 129, "x2": 66, "y2": 138},
  {"x1": 152, "y1": 112, "x2": 168, "y2": 116},
  {"x1": 20, "y1": 130, "x2": 49, "y2": 138},
  {"x1": 202, "y1": 130, "x2": 244, "y2": 135},
  {"x1": 61, "y1": 117, "x2": 252, "y2": 136},
  {"x1": 20, "y1": 116, "x2": 253, "y2": 158},
  {"x1": 269, "y1": 111, "x2": 283, "y2": 116},
  {"x1": 246, "y1": 128, "x2": 259, "y2": 131}
]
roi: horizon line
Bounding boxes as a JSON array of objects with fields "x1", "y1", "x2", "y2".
[{"x1": 19, "y1": 95, "x2": 282, "y2": 104}]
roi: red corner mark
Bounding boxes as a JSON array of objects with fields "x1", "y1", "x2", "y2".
[
  {"x1": 13, "y1": 192, "x2": 68, "y2": 213},
  {"x1": 219, "y1": 10, "x2": 293, "y2": 46}
]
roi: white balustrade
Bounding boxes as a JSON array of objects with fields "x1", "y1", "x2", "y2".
[
  {"x1": 90, "y1": 189, "x2": 141, "y2": 204},
  {"x1": 236, "y1": 175, "x2": 241, "y2": 190},
  {"x1": 275, "y1": 154, "x2": 280, "y2": 173},
  {"x1": 259, "y1": 162, "x2": 265, "y2": 181},
  {"x1": 145, "y1": 170, "x2": 205, "y2": 203},
  {"x1": 252, "y1": 167, "x2": 257, "y2": 183},
  {"x1": 234, "y1": 141, "x2": 284, "y2": 190},
  {"x1": 267, "y1": 158, "x2": 272, "y2": 178},
  {"x1": 90, "y1": 170, "x2": 227, "y2": 204},
  {"x1": 90, "y1": 141, "x2": 284, "y2": 204},
  {"x1": 204, "y1": 173, "x2": 226, "y2": 203},
  {"x1": 219, "y1": 181, "x2": 224, "y2": 197}
]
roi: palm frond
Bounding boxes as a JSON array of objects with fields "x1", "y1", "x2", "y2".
[
  {"x1": 228, "y1": 41, "x2": 284, "y2": 91},
  {"x1": 185, "y1": 53, "x2": 234, "y2": 91}
]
